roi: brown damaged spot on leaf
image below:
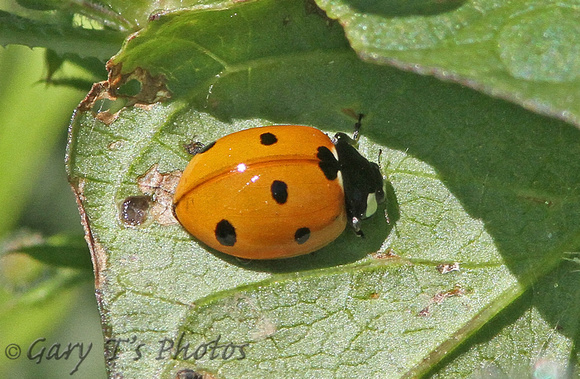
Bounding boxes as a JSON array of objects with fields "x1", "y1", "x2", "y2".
[
  {"x1": 174, "y1": 369, "x2": 218, "y2": 379},
  {"x1": 436, "y1": 262, "x2": 460, "y2": 274},
  {"x1": 138, "y1": 164, "x2": 182, "y2": 226},
  {"x1": 119, "y1": 195, "x2": 152, "y2": 227},
  {"x1": 107, "y1": 61, "x2": 171, "y2": 104},
  {"x1": 78, "y1": 81, "x2": 112, "y2": 112},
  {"x1": 77, "y1": 61, "x2": 171, "y2": 125},
  {"x1": 95, "y1": 110, "x2": 119, "y2": 124},
  {"x1": 418, "y1": 285, "x2": 466, "y2": 317},
  {"x1": 77, "y1": 80, "x2": 124, "y2": 125},
  {"x1": 371, "y1": 249, "x2": 399, "y2": 259}
]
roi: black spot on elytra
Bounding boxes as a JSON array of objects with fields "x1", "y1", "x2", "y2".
[
  {"x1": 198, "y1": 141, "x2": 216, "y2": 154},
  {"x1": 317, "y1": 146, "x2": 339, "y2": 180},
  {"x1": 294, "y1": 227, "x2": 310, "y2": 244},
  {"x1": 260, "y1": 132, "x2": 278, "y2": 145},
  {"x1": 271, "y1": 180, "x2": 288, "y2": 204},
  {"x1": 215, "y1": 219, "x2": 236, "y2": 246}
]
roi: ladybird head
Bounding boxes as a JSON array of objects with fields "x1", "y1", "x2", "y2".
[{"x1": 333, "y1": 133, "x2": 386, "y2": 237}]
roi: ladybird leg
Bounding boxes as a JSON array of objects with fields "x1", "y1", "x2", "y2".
[
  {"x1": 350, "y1": 216, "x2": 365, "y2": 238},
  {"x1": 184, "y1": 136, "x2": 204, "y2": 155},
  {"x1": 186, "y1": 140, "x2": 216, "y2": 156},
  {"x1": 353, "y1": 113, "x2": 364, "y2": 141}
]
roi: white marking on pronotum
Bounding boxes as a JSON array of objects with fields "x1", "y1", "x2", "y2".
[{"x1": 365, "y1": 193, "x2": 378, "y2": 218}]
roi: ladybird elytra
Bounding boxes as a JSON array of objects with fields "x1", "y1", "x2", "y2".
[
  {"x1": 173, "y1": 124, "x2": 385, "y2": 260},
  {"x1": 173, "y1": 126, "x2": 339, "y2": 203}
]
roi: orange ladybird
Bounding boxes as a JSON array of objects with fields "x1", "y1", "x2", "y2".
[{"x1": 173, "y1": 122, "x2": 385, "y2": 259}]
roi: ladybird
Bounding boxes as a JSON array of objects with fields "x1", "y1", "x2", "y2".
[{"x1": 173, "y1": 119, "x2": 385, "y2": 259}]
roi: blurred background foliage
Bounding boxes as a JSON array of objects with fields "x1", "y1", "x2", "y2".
[
  {"x1": 2, "y1": 0, "x2": 580, "y2": 377},
  {"x1": 0, "y1": 7, "x2": 109, "y2": 376}
]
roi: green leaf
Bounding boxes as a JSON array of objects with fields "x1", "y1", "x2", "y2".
[
  {"x1": 0, "y1": 247, "x2": 89, "y2": 377},
  {"x1": 0, "y1": 10, "x2": 124, "y2": 60},
  {"x1": 12, "y1": 0, "x2": 267, "y2": 32},
  {"x1": 44, "y1": 49, "x2": 107, "y2": 90},
  {"x1": 14, "y1": 0, "x2": 134, "y2": 31},
  {"x1": 0, "y1": 46, "x2": 87, "y2": 237},
  {"x1": 67, "y1": 0, "x2": 580, "y2": 377},
  {"x1": 1, "y1": 230, "x2": 92, "y2": 270},
  {"x1": 316, "y1": 0, "x2": 580, "y2": 127}
]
